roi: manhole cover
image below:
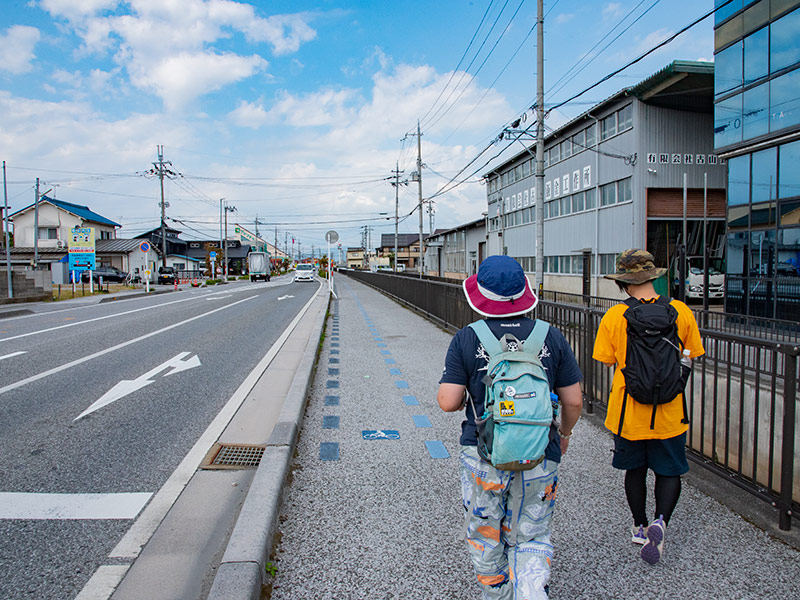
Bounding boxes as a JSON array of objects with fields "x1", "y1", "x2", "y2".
[{"x1": 201, "y1": 443, "x2": 266, "y2": 469}]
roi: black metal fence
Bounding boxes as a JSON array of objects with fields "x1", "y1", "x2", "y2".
[{"x1": 345, "y1": 269, "x2": 799, "y2": 530}]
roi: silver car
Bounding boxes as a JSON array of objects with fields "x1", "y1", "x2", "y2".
[{"x1": 294, "y1": 263, "x2": 315, "y2": 282}]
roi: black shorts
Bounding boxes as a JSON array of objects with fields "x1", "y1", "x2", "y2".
[{"x1": 612, "y1": 432, "x2": 689, "y2": 476}]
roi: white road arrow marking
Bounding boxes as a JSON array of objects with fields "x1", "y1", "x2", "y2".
[
  {"x1": 0, "y1": 351, "x2": 27, "y2": 361},
  {"x1": 75, "y1": 352, "x2": 201, "y2": 421},
  {"x1": 277, "y1": 295, "x2": 295, "y2": 300}
]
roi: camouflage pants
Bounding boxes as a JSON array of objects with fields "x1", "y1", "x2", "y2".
[{"x1": 460, "y1": 446, "x2": 557, "y2": 600}]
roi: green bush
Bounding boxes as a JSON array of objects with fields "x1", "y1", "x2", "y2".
[{"x1": 206, "y1": 279, "x2": 219, "y2": 285}]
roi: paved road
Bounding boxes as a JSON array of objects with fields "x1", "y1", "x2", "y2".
[
  {"x1": 0, "y1": 277, "x2": 317, "y2": 600},
  {"x1": 269, "y1": 275, "x2": 800, "y2": 600}
]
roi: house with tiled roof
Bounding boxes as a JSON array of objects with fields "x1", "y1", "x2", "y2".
[{"x1": 9, "y1": 196, "x2": 120, "y2": 249}]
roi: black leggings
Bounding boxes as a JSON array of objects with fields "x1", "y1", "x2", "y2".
[{"x1": 624, "y1": 465, "x2": 682, "y2": 526}]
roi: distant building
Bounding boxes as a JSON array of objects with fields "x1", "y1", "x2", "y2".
[
  {"x1": 9, "y1": 196, "x2": 120, "y2": 248},
  {"x1": 346, "y1": 247, "x2": 365, "y2": 269},
  {"x1": 424, "y1": 218, "x2": 486, "y2": 279},
  {"x1": 378, "y1": 233, "x2": 429, "y2": 271},
  {"x1": 484, "y1": 60, "x2": 725, "y2": 297},
  {"x1": 231, "y1": 223, "x2": 288, "y2": 259},
  {"x1": 713, "y1": 0, "x2": 800, "y2": 320}
]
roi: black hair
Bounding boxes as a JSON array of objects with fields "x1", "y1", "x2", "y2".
[{"x1": 615, "y1": 281, "x2": 629, "y2": 294}]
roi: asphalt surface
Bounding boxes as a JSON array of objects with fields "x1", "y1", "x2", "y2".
[
  {"x1": 0, "y1": 277, "x2": 317, "y2": 600},
  {"x1": 268, "y1": 274, "x2": 800, "y2": 600}
]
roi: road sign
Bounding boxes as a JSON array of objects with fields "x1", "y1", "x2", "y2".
[
  {"x1": 209, "y1": 251, "x2": 217, "y2": 259},
  {"x1": 139, "y1": 241, "x2": 150, "y2": 253},
  {"x1": 69, "y1": 227, "x2": 96, "y2": 271},
  {"x1": 325, "y1": 230, "x2": 339, "y2": 244}
]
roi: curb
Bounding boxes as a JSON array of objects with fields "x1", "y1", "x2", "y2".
[{"x1": 206, "y1": 288, "x2": 330, "y2": 600}]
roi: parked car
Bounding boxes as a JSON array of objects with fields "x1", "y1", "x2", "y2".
[
  {"x1": 81, "y1": 266, "x2": 128, "y2": 283},
  {"x1": 294, "y1": 263, "x2": 315, "y2": 282},
  {"x1": 158, "y1": 266, "x2": 176, "y2": 285}
]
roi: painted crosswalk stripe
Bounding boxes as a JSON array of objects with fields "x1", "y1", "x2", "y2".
[
  {"x1": 0, "y1": 351, "x2": 27, "y2": 361},
  {"x1": 0, "y1": 492, "x2": 152, "y2": 520}
]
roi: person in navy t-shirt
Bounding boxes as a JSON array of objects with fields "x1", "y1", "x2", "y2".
[{"x1": 437, "y1": 256, "x2": 582, "y2": 600}]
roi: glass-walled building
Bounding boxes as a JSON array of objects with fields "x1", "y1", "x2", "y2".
[{"x1": 714, "y1": 0, "x2": 800, "y2": 320}]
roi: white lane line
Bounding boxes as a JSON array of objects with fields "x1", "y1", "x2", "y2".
[
  {"x1": 0, "y1": 296, "x2": 255, "y2": 396},
  {"x1": 74, "y1": 566, "x2": 130, "y2": 600},
  {"x1": 0, "y1": 284, "x2": 276, "y2": 342},
  {"x1": 109, "y1": 283, "x2": 323, "y2": 560},
  {"x1": 0, "y1": 351, "x2": 27, "y2": 361},
  {"x1": 0, "y1": 492, "x2": 152, "y2": 520}
]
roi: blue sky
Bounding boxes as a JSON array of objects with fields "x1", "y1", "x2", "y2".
[{"x1": 0, "y1": 0, "x2": 714, "y2": 254}]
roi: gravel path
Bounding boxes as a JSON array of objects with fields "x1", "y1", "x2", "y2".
[{"x1": 269, "y1": 275, "x2": 800, "y2": 600}]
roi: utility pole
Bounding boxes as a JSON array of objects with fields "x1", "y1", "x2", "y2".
[
  {"x1": 428, "y1": 199, "x2": 435, "y2": 236},
  {"x1": 254, "y1": 214, "x2": 259, "y2": 250},
  {"x1": 219, "y1": 198, "x2": 224, "y2": 273},
  {"x1": 34, "y1": 178, "x2": 40, "y2": 267},
  {"x1": 390, "y1": 163, "x2": 405, "y2": 272},
  {"x1": 416, "y1": 121, "x2": 424, "y2": 277},
  {"x1": 152, "y1": 146, "x2": 172, "y2": 268},
  {"x1": 274, "y1": 226, "x2": 278, "y2": 259},
  {"x1": 3, "y1": 161, "x2": 12, "y2": 298},
  {"x1": 534, "y1": 0, "x2": 545, "y2": 291},
  {"x1": 223, "y1": 201, "x2": 236, "y2": 279}
]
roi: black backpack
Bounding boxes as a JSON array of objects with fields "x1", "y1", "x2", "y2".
[{"x1": 618, "y1": 296, "x2": 690, "y2": 433}]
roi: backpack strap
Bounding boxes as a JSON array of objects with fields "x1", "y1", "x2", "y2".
[
  {"x1": 468, "y1": 320, "x2": 502, "y2": 356},
  {"x1": 522, "y1": 319, "x2": 550, "y2": 357}
]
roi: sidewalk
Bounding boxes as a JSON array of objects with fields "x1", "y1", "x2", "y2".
[{"x1": 267, "y1": 274, "x2": 800, "y2": 600}]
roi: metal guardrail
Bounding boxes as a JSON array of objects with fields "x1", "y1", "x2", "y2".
[{"x1": 346, "y1": 269, "x2": 800, "y2": 531}]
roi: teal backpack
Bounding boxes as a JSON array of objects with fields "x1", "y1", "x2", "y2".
[{"x1": 468, "y1": 319, "x2": 557, "y2": 471}]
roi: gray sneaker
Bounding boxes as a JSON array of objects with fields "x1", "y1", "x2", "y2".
[{"x1": 640, "y1": 516, "x2": 665, "y2": 565}]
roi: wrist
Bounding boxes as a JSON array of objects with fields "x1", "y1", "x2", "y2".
[{"x1": 558, "y1": 427, "x2": 573, "y2": 439}]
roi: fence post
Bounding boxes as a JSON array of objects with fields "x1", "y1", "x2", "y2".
[
  {"x1": 779, "y1": 345, "x2": 798, "y2": 531},
  {"x1": 584, "y1": 308, "x2": 594, "y2": 414}
]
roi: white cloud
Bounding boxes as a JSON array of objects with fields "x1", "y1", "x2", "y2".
[
  {"x1": 229, "y1": 100, "x2": 269, "y2": 129},
  {"x1": 38, "y1": 0, "x2": 316, "y2": 110},
  {"x1": 0, "y1": 26, "x2": 41, "y2": 74},
  {"x1": 603, "y1": 2, "x2": 624, "y2": 20},
  {"x1": 555, "y1": 13, "x2": 575, "y2": 25},
  {"x1": 130, "y1": 51, "x2": 267, "y2": 112}
]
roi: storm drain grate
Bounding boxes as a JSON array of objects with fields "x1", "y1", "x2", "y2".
[{"x1": 201, "y1": 443, "x2": 266, "y2": 469}]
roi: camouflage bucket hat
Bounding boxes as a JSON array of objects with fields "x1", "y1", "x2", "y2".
[{"x1": 603, "y1": 249, "x2": 667, "y2": 285}]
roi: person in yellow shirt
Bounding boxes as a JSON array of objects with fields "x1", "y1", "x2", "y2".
[{"x1": 593, "y1": 249, "x2": 704, "y2": 566}]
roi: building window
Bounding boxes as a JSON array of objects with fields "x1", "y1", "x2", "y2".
[
  {"x1": 715, "y1": 92, "x2": 743, "y2": 148},
  {"x1": 572, "y1": 192, "x2": 585, "y2": 213},
  {"x1": 617, "y1": 104, "x2": 633, "y2": 132},
  {"x1": 599, "y1": 253, "x2": 617, "y2": 275},
  {"x1": 728, "y1": 154, "x2": 750, "y2": 205},
  {"x1": 743, "y1": 82, "x2": 769, "y2": 139},
  {"x1": 585, "y1": 123, "x2": 596, "y2": 147},
  {"x1": 585, "y1": 187, "x2": 597, "y2": 209},
  {"x1": 600, "y1": 182, "x2": 616, "y2": 206},
  {"x1": 37, "y1": 227, "x2": 57, "y2": 240},
  {"x1": 715, "y1": 40, "x2": 743, "y2": 97},
  {"x1": 770, "y1": 67, "x2": 800, "y2": 133},
  {"x1": 770, "y1": 7, "x2": 800, "y2": 74},
  {"x1": 779, "y1": 139, "x2": 800, "y2": 199},
  {"x1": 617, "y1": 177, "x2": 632, "y2": 203},
  {"x1": 571, "y1": 130, "x2": 585, "y2": 154},
  {"x1": 743, "y1": 26, "x2": 769, "y2": 85},
  {"x1": 751, "y1": 146, "x2": 777, "y2": 203},
  {"x1": 561, "y1": 139, "x2": 572, "y2": 159},
  {"x1": 522, "y1": 160, "x2": 530, "y2": 178},
  {"x1": 600, "y1": 113, "x2": 617, "y2": 140}
]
